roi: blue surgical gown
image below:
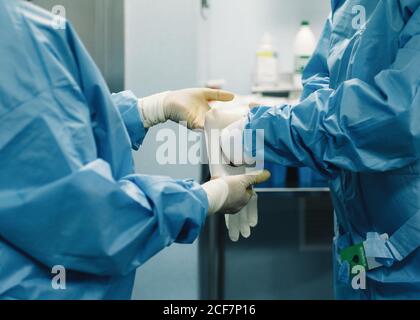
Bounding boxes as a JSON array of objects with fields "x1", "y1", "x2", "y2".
[
  {"x1": 0, "y1": 1, "x2": 208, "y2": 299},
  {"x1": 245, "y1": 0, "x2": 420, "y2": 299}
]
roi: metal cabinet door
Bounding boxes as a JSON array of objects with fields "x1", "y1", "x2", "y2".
[{"x1": 28, "y1": 0, "x2": 125, "y2": 92}]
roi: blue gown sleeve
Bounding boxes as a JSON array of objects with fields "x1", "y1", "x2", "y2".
[
  {"x1": 245, "y1": 17, "x2": 420, "y2": 177},
  {"x1": 0, "y1": 158, "x2": 208, "y2": 277},
  {"x1": 0, "y1": 14, "x2": 208, "y2": 277},
  {"x1": 111, "y1": 90, "x2": 148, "y2": 151}
]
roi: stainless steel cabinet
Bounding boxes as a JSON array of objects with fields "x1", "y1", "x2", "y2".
[
  {"x1": 200, "y1": 189, "x2": 334, "y2": 300},
  {"x1": 29, "y1": 0, "x2": 124, "y2": 92}
]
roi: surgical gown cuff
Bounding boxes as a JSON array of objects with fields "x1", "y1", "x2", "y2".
[
  {"x1": 111, "y1": 91, "x2": 147, "y2": 150},
  {"x1": 172, "y1": 181, "x2": 209, "y2": 243}
]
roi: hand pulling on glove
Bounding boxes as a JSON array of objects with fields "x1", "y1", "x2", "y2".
[
  {"x1": 138, "y1": 88, "x2": 235, "y2": 129},
  {"x1": 203, "y1": 104, "x2": 270, "y2": 241},
  {"x1": 202, "y1": 171, "x2": 271, "y2": 215}
]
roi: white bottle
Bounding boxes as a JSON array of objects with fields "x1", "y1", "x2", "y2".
[
  {"x1": 255, "y1": 33, "x2": 279, "y2": 87},
  {"x1": 293, "y1": 21, "x2": 316, "y2": 89}
]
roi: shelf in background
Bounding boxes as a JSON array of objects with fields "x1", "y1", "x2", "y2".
[{"x1": 255, "y1": 187, "x2": 330, "y2": 196}]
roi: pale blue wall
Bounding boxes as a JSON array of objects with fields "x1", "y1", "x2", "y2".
[{"x1": 207, "y1": 0, "x2": 331, "y2": 94}]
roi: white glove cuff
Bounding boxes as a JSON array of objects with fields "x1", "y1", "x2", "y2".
[
  {"x1": 138, "y1": 91, "x2": 171, "y2": 128},
  {"x1": 220, "y1": 118, "x2": 255, "y2": 166},
  {"x1": 202, "y1": 179, "x2": 229, "y2": 215}
]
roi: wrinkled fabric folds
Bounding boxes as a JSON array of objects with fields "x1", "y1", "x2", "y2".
[
  {"x1": 0, "y1": 0, "x2": 207, "y2": 300},
  {"x1": 246, "y1": 0, "x2": 420, "y2": 299}
]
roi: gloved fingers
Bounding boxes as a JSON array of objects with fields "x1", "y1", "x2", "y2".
[
  {"x1": 192, "y1": 115, "x2": 206, "y2": 130},
  {"x1": 244, "y1": 170, "x2": 271, "y2": 187},
  {"x1": 187, "y1": 104, "x2": 210, "y2": 129},
  {"x1": 224, "y1": 214, "x2": 230, "y2": 229},
  {"x1": 247, "y1": 192, "x2": 258, "y2": 228},
  {"x1": 228, "y1": 213, "x2": 241, "y2": 242},
  {"x1": 239, "y1": 208, "x2": 251, "y2": 239},
  {"x1": 249, "y1": 102, "x2": 261, "y2": 109},
  {"x1": 203, "y1": 89, "x2": 235, "y2": 102}
]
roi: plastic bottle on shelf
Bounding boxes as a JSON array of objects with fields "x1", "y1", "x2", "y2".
[
  {"x1": 293, "y1": 21, "x2": 316, "y2": 89},
  {"x1": 254, "y1": 33, "x2": 279, "y2": 87}
]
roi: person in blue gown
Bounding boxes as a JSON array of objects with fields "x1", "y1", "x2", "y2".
[
  {"x1": 222, "y1": 0, "x2": 420, "y2": 299},
  {"x1": 0, "y1": 0, "x2": 270, "y2": 299}
]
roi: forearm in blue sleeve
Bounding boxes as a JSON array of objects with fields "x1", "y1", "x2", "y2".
[
  {"x1": 112, "y1": 91, "x2": 147, "y2": 150},
  {"x1": 246, "y1": 34, "x2": 420, "y2": 177},
  {"x1": 0, "y1": 159, "x2": 208, "y2": 276}
]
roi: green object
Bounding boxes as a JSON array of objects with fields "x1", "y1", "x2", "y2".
[
  {"x1": 340, "y1": 243, "x2": 368, "y2": 270},
  {"x1": 301, "y1": 20, "x2": 310, "y2": 26}
]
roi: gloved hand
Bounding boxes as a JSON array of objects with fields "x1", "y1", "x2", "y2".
[
  {"x1": 219, "y1": 118, "x2": 250, "y2": 166},
  {"x1": 225, "y1": 191, "x2": 258, "y2": 241},
  {"x1": 219, "y1": 103, "x2": 262, "y2": 166},
  {"x1": 202, "y1": 171, "x2": 271, "y2": 215},
  {"x1": 204, "y1": 103, "x2": 268, "y2": 241},
  {"x1": 138, "y1": 88, "x2": 235, "y2": 129}
]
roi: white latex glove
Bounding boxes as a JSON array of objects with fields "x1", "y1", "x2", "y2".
[
  {"x1": 220, "y1": 118, "x2": 253, "y2": 166},
  {"x1": 138, "y1": 88, "x2": 234, "y2": 129},
  {"x1": 225, "y1": 191, "x2": 258, "y2": 241},
  {"x1": 202, "y1": 172, "x2": 270, "y2": 215},
  {"x1": 219, "y1": 102, "x2": 262, "y2": 167},
  {"x1": 204, "y1": 104, "x2": 250, "y2": 174},
  {"x1": 204, "y1": 104, "x2": 270, "y2": 241}
]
